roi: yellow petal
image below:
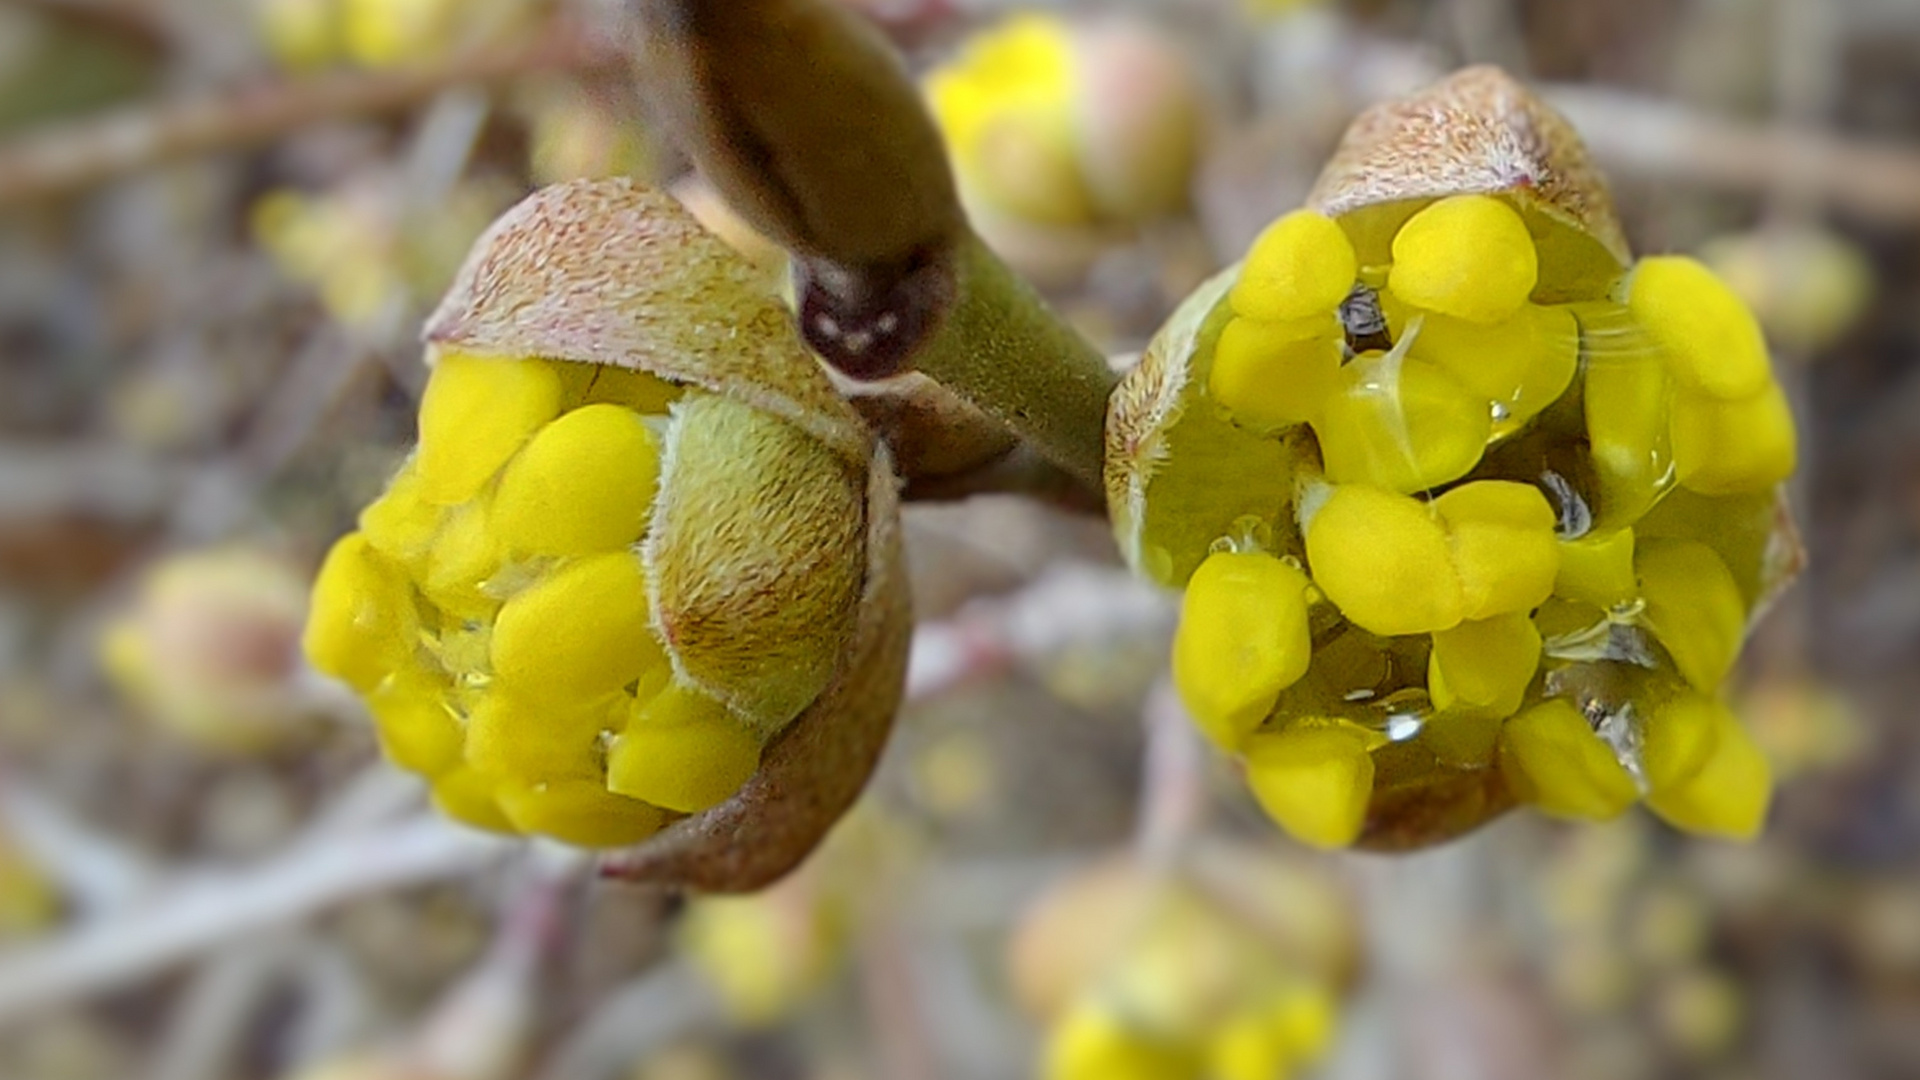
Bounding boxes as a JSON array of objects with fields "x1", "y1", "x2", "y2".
[
  {"x1": 1636, "y1": 540, "x2": 1746, "y2": 691},
  {"x1": 607, "y1": 682, "x2": 762, "y2": 814},
  {"x1": 490, "y1": 552, "x2": 665, "y2": 697},
  {"x1": 1305, "y1": 485, "x2": 1465, "y2": 636},
  {"x1": 1434, "y1": 481, "x2": 1561, "y2": 620},
  {"x1": 1398, "y1": 300, "x2": 1578, "y2": 416},
  {"x1": 430, "y1": 767, "x2": 515, "y2": 834},
  {"x1": 1506, "y1": 306, "x2": 1581, "y2": 428},
  {"x1": 494, "y1": 779, "x2": 664, "y2": 848},
  {"x1": 1044, "y1": 1000, "x2": 1199, "y2": 1080},
  {"x1": 303, "y1": 533, "x2": 418, "y2": 692},
  {"x1": 1231, "y1": 210, "x2": 1358, "y2": 323},
  {"x1": 420, "y1": 498, "x2": 503, "y2": 621},
  {"x1": 1670, "y1": 382, "x2": 1797, "y2": 496},
  {"x1": 415, "y1": 352, "x2": 564, "y2": 505},
  {"x1": 493, "y1": 403, "x2": 662, "y2": 556},
  {"x1": 366, "y1": 667, "x2": 463, "y2": 777},
  {"x1": 1500, "y1": 699, "x2": 1638, "y2": 821},
  {"x1": 1582, "y1": 329, "x2": 1672, "y2": 527},
  {"x1": 1314, "y1": 353, "x2": 1491, "y2": 494},
  {"x1": 1208, "y1": 317, "x2": 1344, "y2": 431},
  {"x1": 464, "y1": 689, "x2": 618, "y2": 783},
  {"x1": 1554, "y1": 529, "x2": 1637, "y2": 609},
  {"x1": 1626, "y1": 255, "x2": 1772, "y2": 401},
  {"x1": 1244, "y1": 723, "x2": 1376, "y2": 849},
  {"x1": 1645, "y1": 704, "x2": 1771, "y2": 840},
  {"x1": 1387, "y1": 195, "x2": 1538, "y2": 325},
  {"x1": 1171, "y1": 550, "x2": 1313, "y2": 750},
  {"x1": 1428, "y1": 612, "x2": 1540, "y2": 718},
  {"x1": 1209, "y1": 1008, "x2": 1293, "y2": 1080},
  {"x1": 1641, "y1": 691, "x2": 1723, "y2": 795},
  {"x1": 358, "y1": 461, "x2": 443, "y2": 576},
  {"x1": 1269, "y1": 984, "x2": 1339, "y2": 1063}
]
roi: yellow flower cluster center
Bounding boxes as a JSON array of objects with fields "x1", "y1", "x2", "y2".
[
  {"x1": 1173, "y1": 195, "x2": 1795, "y2": 849},
  {"x1": 303, "y1": 353, "x2": 764, "y2": 846}
]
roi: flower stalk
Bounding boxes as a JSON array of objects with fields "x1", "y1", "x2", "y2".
[{"x1": 629, "y1": 0, "x2": 1118, "y2": 496}]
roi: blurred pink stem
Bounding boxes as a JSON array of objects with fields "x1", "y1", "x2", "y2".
[{"x1": 1134, "y1": 678, "x2": 1209, "y2": 870}]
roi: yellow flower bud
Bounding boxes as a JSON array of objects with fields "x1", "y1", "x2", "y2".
[
  {"x1": 1670, "y1": 382, "x2": 1797, "y2": 496},
  {"x1": 358, "y1": 462, "x2": 442, "y2": 576},
  {"x1": 1305, "y1": 485, "x2": 1464, "y2": 637},
  {"x1": 1645, "y1": 700, "x2": 1772, "y2": 840},
  {"x1": 1428, "y1": 612, "x2": 1541, "y2": 719},
  {"x1": 491, "y1": 403, "x2": 662, "y2": 556},
  {"x1": 100, "y1": 545, "x2": 316, "y2": 754},
  {"x1": 1625, "y1": 255, "x2": 1773, "y2": 401},
  {"x1": 465, "y1": 689, "x2": 616, "y2": 784},
  {"x1": 1699, "y1": 226, "x2": 1874, "y2": 354},
  {"x1": 927, "y1": 15, "x2": 1090, "y2": 227},
  {"x1": 1044, "y1": 1000, "x2": 1198, "y2": 1080},
  {"x1": 430, "y1": 766, "x2": 513, "y2": 834},
  {"x1": 1397, "y1": 300, "x2": 1580, "y2": 429},
  {"x1": 1208, "y1": 1008, "x2": 1293, "y2": 1080},
  {"x1": 1244, "y1": 723, "x2": 1377, "y2": 849},
  {"x1": 1209, "y1": 984, "x2": 1339, "y2": 1080},
  {"x1": 1107, "y1": 66, "x2": 1800, "y2": 850},
  {"x1": 1583, "y1": 333, "x2": 1673, "y2": 527},
  {"x1": 419, "y1": 498, "x2": 503, "y2": 622},
  {"x1": 926, "y1": 13, "x2": 1205, "y2": 235},
  {"x1": 678, "y1": 869, "x2": 846, "y2": 1027},
  {"x1": 365, "y1": 667, "x2": 463, "y2": 777},
  {"x1": 306, "y1": 180, "x2": 909, "y2": 884},
  {"x1": 1641, "y1": 691, "x2": 1723, "y2": 796},
  {"x1": 609, "y1": 683, "x2": 764, "y2": 814},
  {"x1": 1314, "y1": 351, "x2": 1492, "y2": 494},
  {"x1": 342, "y1": 0, "x2": 454, "y2": 67},
  {"x1": 1232, "y1": 210, "x2": 1359, "y2": 323},
  {"x1": 1554, "y1": 528, "x2": 1637, "y2": 610},
  {"x1": 1500, "y1": 699, "x2": 1638, "y2": 821},
  {"x1": 1388, "y1": 195, "x2": 1538, "y2": 324},
  {"x1": 489, "y1": 552, "x2": 663, "y2": 698},
  {"x1": 1636, "y1": 540, "x2": 1747, "y2": 691},
  {"x1": 1208, "y1": 317, "x2": 1343, "y2": 431},
  {"x1": 304, "y1": 533, "x2": 417, "y2": 693},
  {"x1": 1009, "y1": 849, "x2": 1354, "y2": 1036},
  {"x1": 1433, "y1": 481, "x2": 1561, "y2": 620},
  {"x1": 414, "y1": 352, "x2": 563, "y2": 506},
  {"x1": 1171, "y1": 550, "x2": 1313, "y2": 749},
  {"x1": 494, "y1": 779, "x2": 664, "y2": 849}
]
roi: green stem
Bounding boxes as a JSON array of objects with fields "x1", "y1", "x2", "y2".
[{"x1": 911, "y1": 233, "x2": 1118, "y2": 495}]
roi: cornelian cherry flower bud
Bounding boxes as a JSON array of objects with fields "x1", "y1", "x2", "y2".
[
  {"x1": 101, "y1": 546, "x2": 316, "y2": 755},
  {"x1": 925, "y1": 12, "x2": 1205, "y2": 230},
  {"x1": 1008, "y1": 845, "x2": 1355, "y2": 1080},
  {"x1": 304, "y1": 178, "x2": 909, "y2": 890},
  {"x1": 1107, "y1": 67, "x2": 1802, "y2": 852}
]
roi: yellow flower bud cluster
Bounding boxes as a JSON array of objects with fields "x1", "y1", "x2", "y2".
[
  {"x1": 100, "y1": 546, "x2": 315, "y2": 755},
  {"x1": 1013, "y1": 852, "x2": 1351, "y2": 1080},
  {"x1": 305, "y1": 351, "x2": 813, "y2": 847},
  {"x1": 256, "y1": 0, "x2": 535, "y2": 72},
  {"x1": 1048, "y1": 983, "x2": 1336, "y2": 1080},
  {"x1": 926, "y1": 13, "x2": 1202, "y2": 231},
  {"x1": 1141, "y1": 194, "x2": 1797, "y2": 850}
]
